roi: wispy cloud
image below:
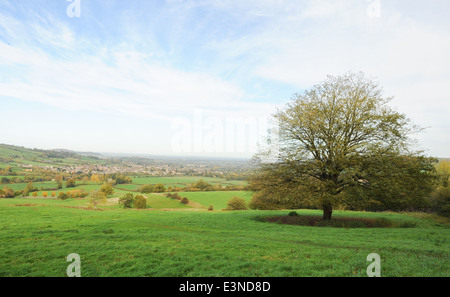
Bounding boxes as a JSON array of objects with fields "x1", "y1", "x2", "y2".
[
  {"x1": 0, "y1": 3, "x2": 275, "y2": 121},
  {"x1": 0, "y1": 0, "x2": 449, "y2": 157}
]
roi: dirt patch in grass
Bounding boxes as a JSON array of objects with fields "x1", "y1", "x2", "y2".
[{"x1": 263, "y1": 215, "x2": 404, "y2": 228}]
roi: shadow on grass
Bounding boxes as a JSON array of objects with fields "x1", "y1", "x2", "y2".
[{"x1": 253, "y1": 213, "x2": 417, "y2": 228}]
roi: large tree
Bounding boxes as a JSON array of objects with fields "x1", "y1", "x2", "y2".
[{"x1": 251, "y1": 72, "x2": 436, "y2": 220}]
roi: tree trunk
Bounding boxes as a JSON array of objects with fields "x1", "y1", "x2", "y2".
[{"x1": 323, "y1": 203, "x2": 332, "y2": 221}]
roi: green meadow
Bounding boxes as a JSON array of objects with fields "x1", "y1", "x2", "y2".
[
  {"x1": 6, "y1": 182, "x2": 59, "y2": 192},
  {"x1": 178, "y1": 191, "x2": 253, "y2": 210},
  {"x1": 2, "y1": 173, "x2": 449, "y2": 277},
  {"x1": 0, "y1": 196, "x2": 448, "y2": 277}
]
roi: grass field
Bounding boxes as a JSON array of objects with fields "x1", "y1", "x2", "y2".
[
  {"x1": 3, "y1": 175, "x2": 248, "y2": 199},
  {"x1": 5, "y1": 182, "x2": 60, "y2": 192},
  {"x1": 145, "y1": 194, "x2": 193, "y2": 209},
  {"x1": 0, "y1": 197, "x2": 448, "y2": 277},
  {"x1": 178, "y1": 191, "x2": 253, "y2": 210}
]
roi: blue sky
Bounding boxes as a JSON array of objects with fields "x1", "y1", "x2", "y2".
[{"x1": 1, "y1": 0, "x2": 449, "y2": 158}]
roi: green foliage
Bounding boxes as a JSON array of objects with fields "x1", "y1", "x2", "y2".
[
  {"x1": 226, "y1": 196, "x2": 247, "y2": 210},
  {"x1": 138, "y1": 183, "x2": 166, "y2": 193},
  {"x1": 153, "y1": 183, "x2": 166, "y2": 193},
  {"x1": 119, "y1": 193, "x2": 134, "y2": 209},
  {"x1": 436, "y1": 160, "x2": 450, "y2": 188},
  {"x1": 65, "y1": 179, "x2": 76, "y2": 188},
  {"x1": 344, "y1": 154, "x2": 437, "y2": 212},
  {"x1": 134, "y1": 195, "x2": 147, "y2": 209},
  {"x1": 429, "y1": 186, "x2": 450, "y2": 218},
  {"x1": 1, "y1": 186, "x2": 14, "y2": 198},
  {"x1": 100, "y1": 183, "x2": 114, "y2": 196},
  {"x1": 22, "y1": 182, "x2": 36, "y2": 196},
  {"x1": 90, "y1": 191, "x2": 106, "y2": 207},
  {"x1": 252, "y1": 72, "x2": 437, "y2": 217},
  {"x1": 65, "y1": 189, "x2": 89, "y2": 198},
  {"x1": 191, "y1": 179, "x2": 215, "y2": 191},
  {"x1": 139, "y1": 184, "x2": 155, "y2": 194},
  {"x1": 105, "y1": 173, "x2": 132, "y2": 185},
  {"x1": 166, "y1": 192, "x2": 182, "y2": 200},
  {"x1": 58, "y1": 192, "x2": 69, "y2": 200},
  {"x1": 248, "y1": 169, "x2": 314, "y2": 210}
]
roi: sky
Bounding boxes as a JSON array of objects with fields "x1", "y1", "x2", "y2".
[{"x1": 0, "y1": 0, "x2": 449, "y2": 159}]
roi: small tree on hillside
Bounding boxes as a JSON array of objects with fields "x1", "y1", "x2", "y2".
[
  {"x1": 2, "y1": 186, "x2": 14, "y2": 198},
  {"x1": 227, "y1": 197, "x2": 247, "y2": 210},
  {"x1": 134, "y1": 195, "x2": 147, "y2": 209},
  {"x1": 23, "y1": 182, "x2": 36, "y2": 196},
  {"x1": 119, "y1": 193, "x2": 134, "y2": 209},
  {"x1": 100, "y1": 183, "x2": 114, "y2": 196},
  {"x1": 58, "y1": 192, "x2": 68, "y2": 200},
  {"x1": 154, "y1": 183, "x2": 166, "y2": 193},
  {"x1": 139, "y1": 185, "x2": 155, "y2": 194},
  {"x1": 66, "y1": 179, "x2": 76, "y2": 188},
  {"x1": 90, "y1": 191, "x2": 107, "y2": 207}
]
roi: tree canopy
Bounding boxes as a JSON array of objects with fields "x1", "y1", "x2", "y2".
[{"x1": 250, "y1": 72, "x2": 436, "y2": 220}]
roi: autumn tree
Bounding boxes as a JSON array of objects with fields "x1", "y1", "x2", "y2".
[
  {"x1": 2, "y1": 186, "x2": 14, "y2": 198},
  {"x1": 226, "y1": 196, "x2": 247, "y2": 210},
  {"x1": 55, "y1": 175, "x2": 64, "y2": 189},
  {"x1": 429, "y1": 160, "x2": 450, "y2": 217},
  {"x1": 58, "y1": 192, "x2": 69, "y2": 200},
  {"x1": 192, "y1": 179, "x2": 214, "y2": 191},
  {"x1": 139, "y1": 184, "x2": 155, "y2": 194},
  {"x1": 90, "y1": 174, "x2": 101, "y2": 184},
  {"x1": 251, "y1": 72, "x2": 436, "y2": 220},
  {"x1": 435, "y1": 160, "x2": 450, "y2": 188},
  {"x1": 119, "y1": 193, "x2": 134, "y2": 209},
  {"x1": 134, "y1": 195, "x2": 147, "y2": 209},
  {"x1": 153, "y1": 183, "x2": 166, "y2": 193},
  {"x1": 22, "y1": 182, "x2": 36, "y2": 196},
  {"x1": 90, "y1": 191, "x2": 107, "y2": 207},
  {"x1": 66, "y1": 178, "x2": 76, "y2": 188},
  {"x1": 100, "y1": 183, "x2": 114, "y2": 196}
]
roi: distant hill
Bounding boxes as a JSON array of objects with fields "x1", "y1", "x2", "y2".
[
  {"x1": 0, "y1": 143, "x2": 253, "y2": 168},
  {"x1": 0, "y1": 143, "x2": 107, "y2": 170},
  {"x1": 53, "y1": 148, "x2": 104, "y2": 158}
]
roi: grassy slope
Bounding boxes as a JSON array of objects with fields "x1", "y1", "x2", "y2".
[
  {"x1": 0, "y1": 144, "x2": 104, "y2": 171},
  {"x1": 0, "y1": 198, "x2": 448, "y2": 277},
  {"x1": 179, "y1": 191, "x2": 253, "y2": 210}
]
